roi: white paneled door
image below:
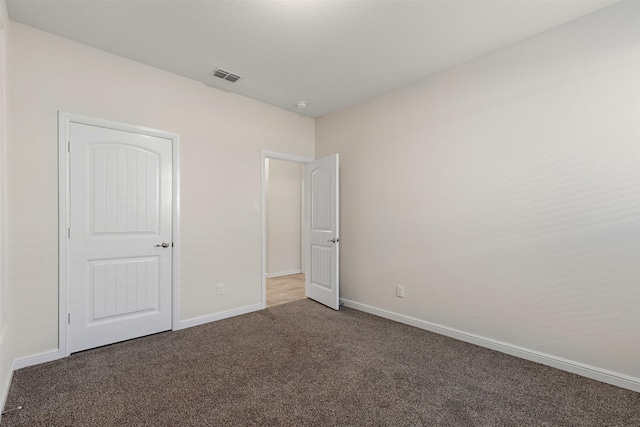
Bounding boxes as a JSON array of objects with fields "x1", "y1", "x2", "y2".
[
  {"x1": 305, "y1": 154, "x2": 339, "y2": 310},
  {"x1": 69, "y1": 122, "x2": 173, "y2": 353}
]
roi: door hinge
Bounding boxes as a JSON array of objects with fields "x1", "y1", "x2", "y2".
[
  {"x1": 68, "y1": 227, "x2": 70, "y2": 238},
  {"x1": 68, "y1": 141, "x2": 70, "y2": 152},
  {"x1": 67, "y1": 313, "x2": 71, "y2": 324}
]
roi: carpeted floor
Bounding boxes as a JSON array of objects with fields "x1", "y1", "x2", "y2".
[{"x1": 2, "y1": 299, "x2": 639, "y2": 426}]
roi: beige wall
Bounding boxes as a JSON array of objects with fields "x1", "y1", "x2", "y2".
[
  {"x1": 5, "y1": 21, "x2": 314, "y2": 359},
  {"x1": 316, "y1": 2, "x2": 640, "y2": 381},
  {"x1": 266, "y1": 159, "x2": 303, "y2": 277}
]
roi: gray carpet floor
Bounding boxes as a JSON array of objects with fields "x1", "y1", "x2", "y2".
[{"x1": 2, "y1": 299, "x2": 639, "y2": 426}]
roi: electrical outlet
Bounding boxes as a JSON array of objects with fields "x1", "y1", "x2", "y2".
[
  {"x1": 217, "y1": 283, "x2": 224, "y2": 295},
  {"x1": 396, "y1": 285, "x2": 405, "y2": 298}
]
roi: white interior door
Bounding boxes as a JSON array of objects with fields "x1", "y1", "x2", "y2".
[
  {"x1": 69, "y1": 122, "x2": 173, "y2": 353},
  {"x1": 304, "y1": 154, "x2": 339, "y2": 310}
]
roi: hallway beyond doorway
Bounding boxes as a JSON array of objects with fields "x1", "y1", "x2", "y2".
[{"x1": 266, "y1": 274, "x2": 305, "y2": 308}]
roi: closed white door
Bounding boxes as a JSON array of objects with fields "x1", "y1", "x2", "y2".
[
  {"x1": 304, "y1": 154, "x2": 339, "y2": 310},
  {"x1": 69, "y1": 122, "x2": 173, "y2": 353}
]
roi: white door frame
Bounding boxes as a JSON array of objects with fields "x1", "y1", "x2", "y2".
[
  {"x1": 58, "y1": 112, "x2": 181, "y2": 357},
  {"x1": 260, "y1": 151, "x2": 313, "y2": 307}
]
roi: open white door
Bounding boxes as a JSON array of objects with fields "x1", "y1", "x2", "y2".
[{"x1": 304, "y1": 154, "x2": 339, "y2": 310}]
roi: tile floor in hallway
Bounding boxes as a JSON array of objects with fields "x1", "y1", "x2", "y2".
[{"x1": 266, "y1": 273, "x2": 305, "y2": 308}]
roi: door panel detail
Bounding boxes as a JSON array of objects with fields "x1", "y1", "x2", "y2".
[
  {"x1": 90, "y1": 257, "x2": 159, "y2": 321},
  {"x1": 311, "y1": 167, "x2": 333, "y2": 231},
  {"x1": 91, "y1": 145, "x2": 160, "y2": 235},
  {"x1": 311, "y1": 246, "x2": 332, "y2": 290}
]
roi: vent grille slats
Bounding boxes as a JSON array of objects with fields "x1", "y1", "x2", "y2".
[
  {"x1": 213, "y1": 69, "x2": 229, "y2": 79},
  {"x1": 211, "y1": 68, "x2": 242, "y2": 83}
]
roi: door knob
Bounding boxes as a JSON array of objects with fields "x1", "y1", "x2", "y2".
[
  {"x1": 155, "y1": 242, "x2": 170, "y2": 248},
  {"x1": 327, "y1": 238, "x2": 339, "y2": 243}
]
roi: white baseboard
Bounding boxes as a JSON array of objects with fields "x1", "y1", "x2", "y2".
[
  {"x1": 2, "y1": 349, "x2": 62, "y2": 419},
  {"x1": 177, "y1": 303, "x2": 264, "y2": 330},
  {"x1": 13, "y1": 349, "x2": 62, "y2": 371},
  {"x1": 340, "y1": 298, "x2": 640, "y2": 393},
  {"x1": 8, "y1": 303, "x2": 265, "y2": 375},
  {"x1": 266, "y1": 269, "x2": 302, "y2": 279}
]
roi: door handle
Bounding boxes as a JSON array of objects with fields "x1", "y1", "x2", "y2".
[
  {"x1": 155, "y1": 242, "x2": 170, "y2": 248},
  {"x1": 327, "y1": 238, "x2": 339, "y2": 243}
]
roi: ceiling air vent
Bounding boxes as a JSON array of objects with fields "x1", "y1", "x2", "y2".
[{"x1": 211, "y1": 67, "x2": 242, "y2": 83}]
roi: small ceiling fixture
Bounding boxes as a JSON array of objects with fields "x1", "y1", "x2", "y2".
[
  {"x1": 296, "y1": 101, "x2": 307, "y2": 109},
  {"x1": 211, "y1": 67, "x2": 242, "y2": 83}
]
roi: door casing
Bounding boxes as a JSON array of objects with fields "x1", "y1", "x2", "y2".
[{"x1": 59, "y1": 112, "x2": 181, "y2": 357}]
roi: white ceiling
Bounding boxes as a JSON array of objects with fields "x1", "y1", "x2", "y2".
[{"x1": 7, "y1": 0, "x2": 620, "y2": 118}]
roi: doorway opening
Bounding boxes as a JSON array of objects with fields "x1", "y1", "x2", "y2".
[
  {"x1": 261, "y1": 151, "x2": 340, "y2": 310},
  {"x1": 261, "y1": 152, "x2": 312, "y2": 308},
  {"x1": 264, "y1": 156, "x2": 306, "y2": 307}
]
